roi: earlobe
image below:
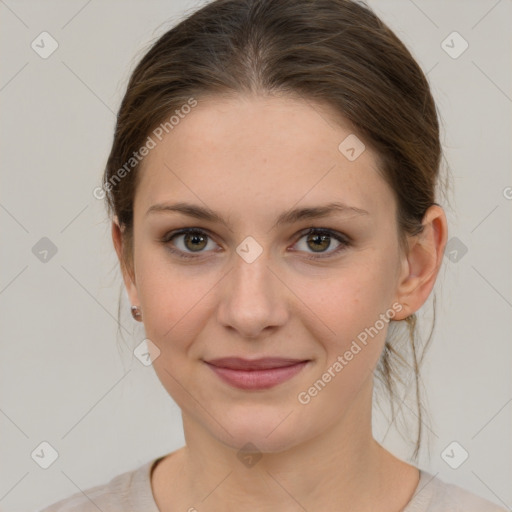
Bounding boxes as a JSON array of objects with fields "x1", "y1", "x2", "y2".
[{"x1": 393, "y1": 205, "x2": 448, "y2": 320}]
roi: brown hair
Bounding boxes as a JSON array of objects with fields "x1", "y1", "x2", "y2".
[{"x1": 103, "y1": 0, "x2": 449, "y2": 461}]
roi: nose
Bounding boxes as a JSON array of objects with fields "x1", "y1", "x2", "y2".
[{"x1": 216, "y1": 251, "x2": 289, "y2": 339}]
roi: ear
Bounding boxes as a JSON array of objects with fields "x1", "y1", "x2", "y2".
[
  {"x1": 393, "y1": 205, "x2": 448, "y2": 320},
  {"x1": 112, "y1": 216, "x2": 140, "y2": 308}
]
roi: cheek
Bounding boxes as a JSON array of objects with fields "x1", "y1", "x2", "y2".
[
  {"x1": 301, "y1": 253, "x2": 396, "y2": 374},
  {"x1": 315, "y1": 263, "x2": 393, "y2": 332},
  {"x1": 293, "y1": 271, "x2": 393, "y2": 417},
  {"x1": 134, "y1": 247, "x2": 219, "y2": 349}
]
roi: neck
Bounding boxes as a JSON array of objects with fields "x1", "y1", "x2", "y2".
[{"x1": 152, "y1": 379, "x2": 419, "y2": 512}]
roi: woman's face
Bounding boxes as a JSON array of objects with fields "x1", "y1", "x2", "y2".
[{"x1": 119, "y1": 94, "x2": 411, "y2": 452}]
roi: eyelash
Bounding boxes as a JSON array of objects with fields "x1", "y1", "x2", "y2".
[{"x1": 160, "y1": 227, "x2": 351, "y2": 261}]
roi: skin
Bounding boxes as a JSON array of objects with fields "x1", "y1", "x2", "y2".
[{"x1": 112, "y1": 93, "x2": 448, "y2": 511}]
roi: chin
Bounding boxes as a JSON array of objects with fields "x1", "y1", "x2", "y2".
[{"x1": 212, "y1": 411, "x2": 309, "y2": 454}]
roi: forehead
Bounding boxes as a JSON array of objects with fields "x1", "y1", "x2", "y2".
[{"x1": 134, "y1": 94, "x2": 395, "y2": 225}]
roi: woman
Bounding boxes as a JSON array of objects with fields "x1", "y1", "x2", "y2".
[{"x1": 39, "y1": 0, "x2": 507, "y2": 510}]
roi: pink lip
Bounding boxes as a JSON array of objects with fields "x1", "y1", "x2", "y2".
[
  {"x1": 204, "y1": 358, "x2": 310, "y2": 390},
  {"x1": 206, "y1": 357, "x2": 308, "y2": 370}
]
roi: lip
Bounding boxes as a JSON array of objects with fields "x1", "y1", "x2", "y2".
[
  {"x1": 204, "y1": 357, "x2": 310, "y2": 390},
  {"x1": 205, "y1": 357, "x2": 308, "y2": 370}
]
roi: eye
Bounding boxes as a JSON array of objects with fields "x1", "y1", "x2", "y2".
[
  {"x1": 161, "y1": 227, "x2": 350, "y2": 260},
  {"x1": 161, "y1": 228, "x2": 219, "y2": 259},
  {"x1": 292, "y1": 228, "x2": 350, "y2": 259}
]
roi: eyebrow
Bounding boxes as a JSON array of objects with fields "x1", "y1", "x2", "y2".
[{"x1": 145, "y1": 201, "x2": 369, "y2": 230}]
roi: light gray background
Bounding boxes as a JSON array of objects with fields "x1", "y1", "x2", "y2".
[{"x1": 1, "y1": 1, "x2": 511, "y2": 511}]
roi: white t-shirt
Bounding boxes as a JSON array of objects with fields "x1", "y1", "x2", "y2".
[{"x1": 37, "y1": 456, "x2": 508, "y2": 511}]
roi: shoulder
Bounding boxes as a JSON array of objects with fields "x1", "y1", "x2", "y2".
[
  {"x1": 405, "y1": 470, "x2": 508, "y2": 512},
  {"x1": 36, "y1": 458, "x2": 160, "y2": 512}
]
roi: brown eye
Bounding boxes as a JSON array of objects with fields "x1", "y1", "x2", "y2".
[
  {"x1": 162, "y1": 228, "x2": 218, "y2": 259},
  {"x1": 293, "y1": 228, "x2": 350, "y2": 259},
  {"x1": 182, "y1": 231, "x2": 208, "y2": 252},
  {"x1": 162, "y1": 227, "x2": 350, "y2": 261},
  {"x1": 306, "y1": 232, "x2": 332, "y2": 252}
]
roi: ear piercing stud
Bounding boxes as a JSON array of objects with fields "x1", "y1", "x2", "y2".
[{"x1": 131, "y1": 305, "x2": 142, "y2": 321}]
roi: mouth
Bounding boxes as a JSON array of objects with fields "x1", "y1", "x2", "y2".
[{"x1": 204, "y1": 357, "x2": 310, "y2": 390}]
